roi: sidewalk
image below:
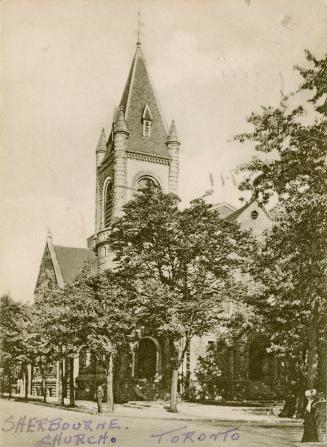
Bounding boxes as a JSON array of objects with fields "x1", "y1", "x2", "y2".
[
  {"x1": 80, "y1": 400, "x2": 303, "y2": 427},
  {"x1": 6, "y1": 394, "x2": 303, "y2": 427}
]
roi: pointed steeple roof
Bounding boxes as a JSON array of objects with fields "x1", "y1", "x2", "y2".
[
  {"x1": 119, "y1": 45, "x2": 169, "y2": 159},
  {"x1": 167, "y1": 120, "x2": 180, "y2": 144},
  {"x1": 96, "y1": 128, "x2": 107, "y2": 153},
  {"x1": 114, "y1": 106, "x2": 129, "y2": 133}
]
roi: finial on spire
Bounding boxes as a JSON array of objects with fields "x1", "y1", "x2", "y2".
[
  {"x1": 47, "y1": 227, "x2": 52, "y2": 242},
  {"x1": 136, "y1": 12, "x2": 144, "y2": 47}
]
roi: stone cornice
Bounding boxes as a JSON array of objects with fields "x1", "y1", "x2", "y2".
[{"x1": 127, "y1": 151, "x2": 170, "y2": 165}]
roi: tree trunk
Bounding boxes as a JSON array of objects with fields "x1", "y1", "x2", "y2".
[
  {"x1": 169, "y1": 337, "x2": 190, "y2": 413},
  {"x1": 24, "y1": 367, "x2": 28, "y2": 400},
  {"x1": 317, "y1": 336, "x2": 326, "y2": 392},
  {"x1": 57, "y1": 361, "x2": 64, "y2": 405},
  {"x1": 42, "y1": 377, "x2": 47, "y2": 403},
  {"x1": 8, "y1": 371, "x2": 12, "y2": 398},
  {"x1": 170, "y1": 368, "x2": 179, "y2": 413},
  {"x1": 69, "y1": 357, "x2": 75, "y2": 407},
  {"x1": 184, "y1": 346, "x2": 191, "y2": 399},
  {"x1": 295, "y1": 391, "x2": 306, "y2": 418},
  {"x1": 62, "y1": 359, "x2": 67, "y2": 401},
  {"x1": 106, "y1": 354, "x2": 114, "y2": 412},
  {"x1": 307, "y1": 318, "x2": 318, "y2": 389}
]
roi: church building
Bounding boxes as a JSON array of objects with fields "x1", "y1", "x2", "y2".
[{"x1": 32, "y1": 40, "x2": 279, "y2": 402}]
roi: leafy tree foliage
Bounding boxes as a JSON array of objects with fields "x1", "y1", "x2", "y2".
[
  {"x1": 32, "y1": 284, "x2": 79, "y2": 405},
  {"x1": 194, "y1": 344, "x2": 223, "y2": 399},
  {"x1": 0, "y1": 295, "x2": 30, "y2": 398},
  {"x1": 109, "y1": 187, "x2": 253, "y2": 411},
  {"x1": 296, "y1": 50, "x2": 327, "y2": 116},
  {"x1": 37, "y1": 263, "x2": 138, "y2": 411},
  {"x1": 26, "y1": 303, "x2": 57, "y2": 402},
  {"x1": 235, "y1": 51, "x2": 327, "y2": 415}
]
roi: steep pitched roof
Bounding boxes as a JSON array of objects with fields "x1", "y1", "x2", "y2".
[
  {"x1": 34, "y1": 235, "x2": 96, "y2": 297},
  {"x1": 225, "y1": 199, "x2": 271, "y2": 223},
  {"x1": 211, "y1": 202, "x2": 236, "y2": 219},
  {"x1": 119, "y1": 45, "x2": 169, "y2": 159},
  {"x1": 53, "y1": 245, "x2": 96, "y2": 284}
]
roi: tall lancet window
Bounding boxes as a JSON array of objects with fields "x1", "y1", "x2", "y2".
[
  {"x1": 104, "y1": 179, "x2": 113, "y2": 228},
  {"x1": 142, "y1": 104, "x2": 153, "y2": 138}
]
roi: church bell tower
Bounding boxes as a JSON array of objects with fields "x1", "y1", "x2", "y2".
[{"x1": 88, "y1": 41, "x2": 181, "y2": 270}]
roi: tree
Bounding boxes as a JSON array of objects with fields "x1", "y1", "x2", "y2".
[
  {"x1": 296, "y1": 50, "x2": 327, "y2": 116},
  {"x1": 33, "y1": 285, "x2": 80, "y2": 406},
  {"x1": 234, "y1": 51, "x2": 327, "y2": 415},
  {"x1": 109, "y1": 186, "x2": 253, "y2": 412},
  {"x1": 49, "y1": 263, "x2": 137, "y2": 412},
  {"x1": 26, "y1": 304, "x2": 56, "y2": 403},
  {"x1": 194, "y1": 344, "x2": 223, "y2": 399},
  {"x1": 0, "y1": 295, "x2": 31, "y2": 399}
]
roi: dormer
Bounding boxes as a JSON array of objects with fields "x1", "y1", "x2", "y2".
[{"x1": 142, "y1": 104, "x2": 153, "y2": 138}]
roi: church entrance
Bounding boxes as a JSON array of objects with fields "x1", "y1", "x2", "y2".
[
  {"x1": 248, "y1": 338, "x2": 271, "y2": 381},
  {"x1": 137, "y1": 338, "x2": 158, "y2": 379}
]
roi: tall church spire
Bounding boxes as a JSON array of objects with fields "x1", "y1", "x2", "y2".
[
  {"x1": 92, "y1": 40, "x2": 181, "y2": 271},
  {"x1": 119, "y1": 44, "x2": 169, "y2": 159}
]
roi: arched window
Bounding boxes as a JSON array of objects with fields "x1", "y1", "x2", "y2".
[
  {"x1": 137, "y1": 176, "x2": 159, "y2": 191},
  {"x1": 104, "y1": 180, "x2": 113, "y2": 227}
]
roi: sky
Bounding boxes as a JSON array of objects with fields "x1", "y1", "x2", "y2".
[{"x1": 1, "y1": 0, "x2": 326, "y2": 303}]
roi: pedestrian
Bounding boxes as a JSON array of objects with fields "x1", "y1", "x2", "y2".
[
  {"x1": 313, "y1": 392, "x2": 326, "y2": 442},
  {"x1": 302, "y1": 389, "x2": 318, "y2": 442},
  {"x1": 96, "y1": 385, "x2": 104, "y2": 414}
]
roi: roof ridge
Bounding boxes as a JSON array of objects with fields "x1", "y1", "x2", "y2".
[
  {"x1": 141, "y1": 53, "x2": 168, "y2": 133},
  {"x1": 53, "y1": 244, "x2": 90, "y2": 250},
  {"x1": 47, "y1": 239, "x2": 64, "y2": 288},
  {"x1": 212, "y1": 201, "x2": 237, "y2": 211},
  {"x1": 225, "y1": 198, "x2": 272, "y2": 222},
  {"x1": 122, "y1": 48, "x2": 139, "y2": 118}
]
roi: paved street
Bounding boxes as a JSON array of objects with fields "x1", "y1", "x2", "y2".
[{"x1": 0, "y1": 399, "x2": 305, "y2": 447}]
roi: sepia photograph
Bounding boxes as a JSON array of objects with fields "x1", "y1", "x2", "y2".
[{"x1": 0, "y1": 1, "x2": 326, "y2": 446}]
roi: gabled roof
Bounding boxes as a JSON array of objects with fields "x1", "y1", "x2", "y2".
[
  {"x1": 142, "y1": 104, "x2": 153, "y2": 121},
  {"x1": 211, "y1": 202, "x2": 236, "y2": 219},
  {"x1": 53, "y1": 245, "x2": 95, "y2": 284},
  {"x1": 119, "y1": 45, "x2": 169, "y2": 159},
  {"x1": 225, "y1": 199, "x2": 271, "y2": 223},
  {"x1": 35, "y1": 235, "x2": 96, "y2": 296}
]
